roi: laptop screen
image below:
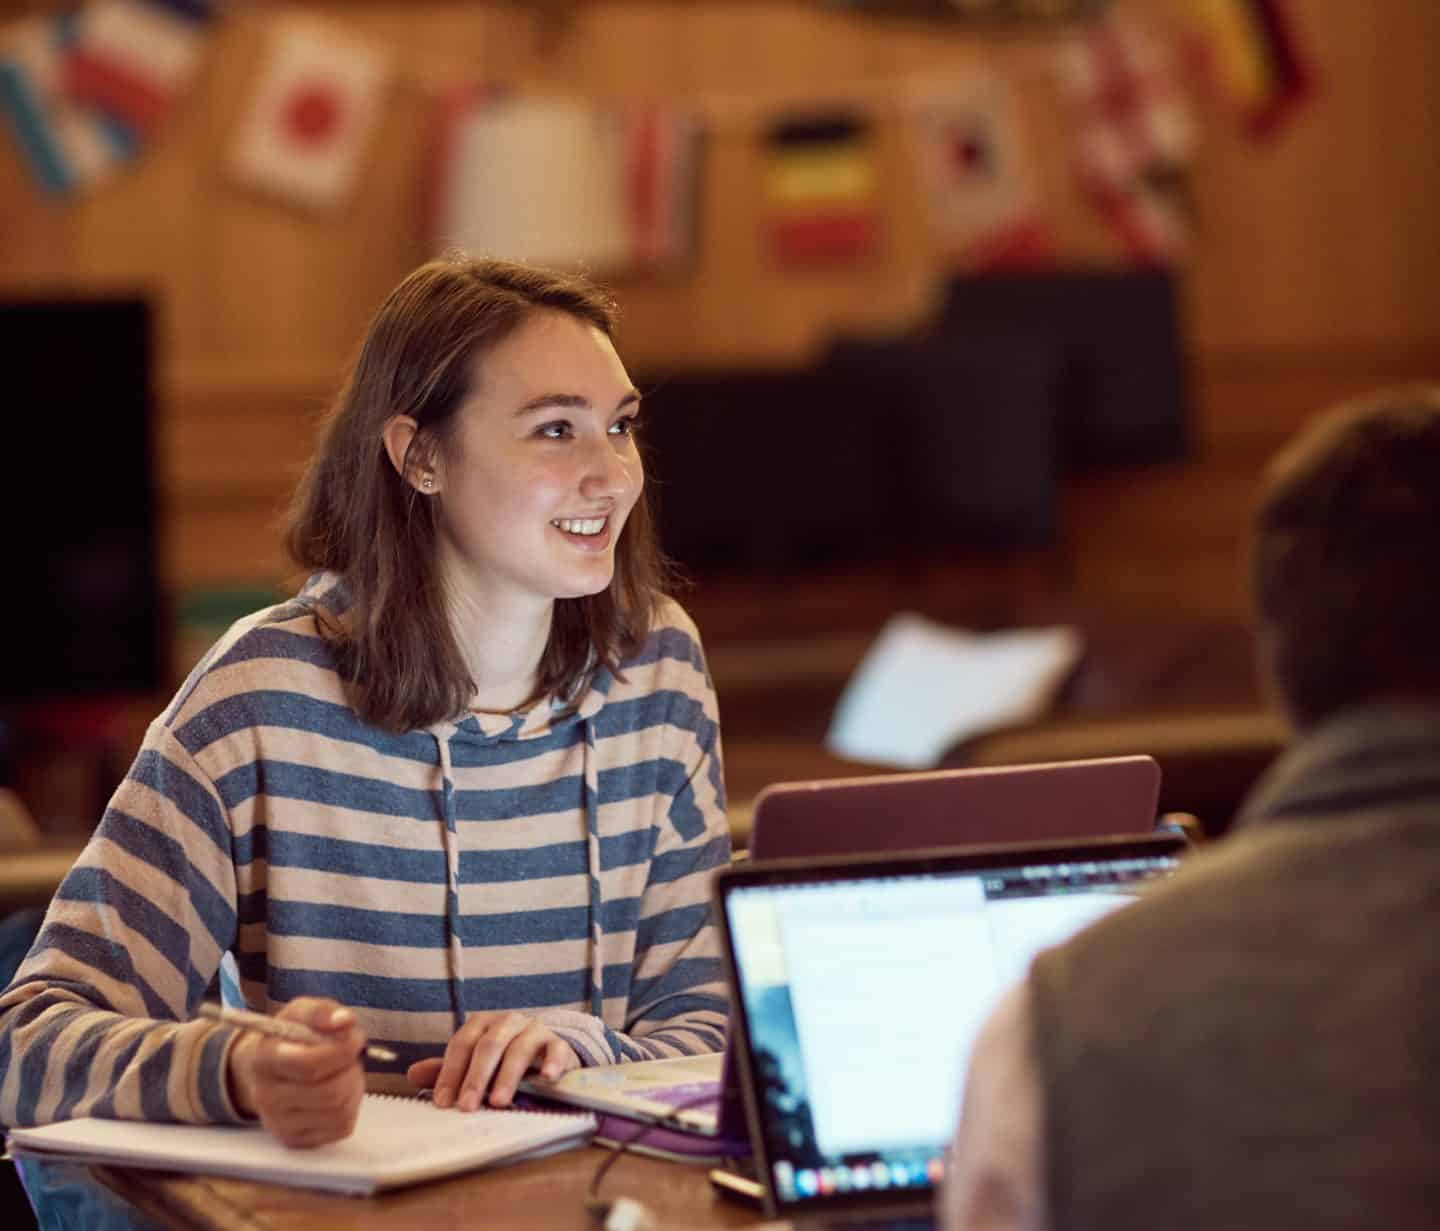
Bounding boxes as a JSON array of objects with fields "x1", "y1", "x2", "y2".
[{"x1": 716, "y1": 837, "x2": 1185, "y2": 1215}]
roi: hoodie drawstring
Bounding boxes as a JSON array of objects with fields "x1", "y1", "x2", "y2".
[
  {"x1": 434, "y1": 732, "x2": 469, "y2": 1030},
  {"x1": 582, "y1": 717, "x2": 605, "y2": 1020}
]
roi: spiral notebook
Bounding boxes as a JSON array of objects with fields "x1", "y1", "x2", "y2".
[{"x1": 6, "y1": 1093, "x2": 596, "y2": 1196}]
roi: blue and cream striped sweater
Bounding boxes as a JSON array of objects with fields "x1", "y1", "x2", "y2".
[{"x1": 0, "y1": 573, "x2": 730, "y2": 1127}]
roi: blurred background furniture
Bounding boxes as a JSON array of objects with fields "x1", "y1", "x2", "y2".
[{"x1": 702, "y1": 586, "x2": 1281, "y2": 845}]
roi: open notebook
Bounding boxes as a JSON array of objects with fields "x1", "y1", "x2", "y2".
[{"x1": 6, "y1": 1093, "x2": 596, "y2": 1196}]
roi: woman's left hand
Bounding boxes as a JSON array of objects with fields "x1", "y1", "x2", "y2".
[{"x1": 406, "y1": 1011, "x2": 581, "y2": 1110}]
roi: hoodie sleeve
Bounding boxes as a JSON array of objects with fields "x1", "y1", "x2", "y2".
[
  {"x1": 0, "y1": 721, "x2": 247, "y2": 1128},
  {"x1": 537, "y1": 624, "x2": 732, "y2": 1066}
]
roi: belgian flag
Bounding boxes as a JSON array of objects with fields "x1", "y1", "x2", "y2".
[{"x1": 763, "y1": 111, "x2": 879, "y2": 265}]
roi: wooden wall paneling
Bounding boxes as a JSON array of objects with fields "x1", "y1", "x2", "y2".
[
  {"x1": 190, "y1": 14, "x2": 420, "y2": 375},
  {"x1": 162, "y1": 381, "x2": 330, "y2": 590},
  {"x1": 0, "y1": 152, "x2": 73, "y2": 284},
  {"x1": 5, "y1": 1, "x2": 1438, "y2": 361},
  {"x1": 550, "y1": 2, "x2": 705, "y2": 362},
  {"x1": 1180, "y1": 0, "x2": 1440, "y2": 357},
  {"x1": 663, "y1": 1, "x2": 933, "y2": 365},
  {"x1": 1, "y1": 0, "x2": 1437, "y2": 615},
  {"x1": 166, "y1": 497, "x2": 297, "y2": 593}
]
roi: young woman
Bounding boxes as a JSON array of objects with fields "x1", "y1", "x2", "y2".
[{"x1": 0, "y1": 257, "x2": 730, "y2": 1151}]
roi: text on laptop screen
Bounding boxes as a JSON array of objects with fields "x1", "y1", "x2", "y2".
[{"x1": 725, "y1": 851, "x2": 1180, "y2": 1206}]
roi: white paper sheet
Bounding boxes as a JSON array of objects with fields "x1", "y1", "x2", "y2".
[{"x1": 825, "y1": 612, "x2": 1082, "y2": 768}]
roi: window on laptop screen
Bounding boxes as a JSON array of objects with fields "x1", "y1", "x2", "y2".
[{"x1": 726, "y1": 850, "x2": 1181, "y2": 1205}]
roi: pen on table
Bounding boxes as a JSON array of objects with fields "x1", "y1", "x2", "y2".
[{"x1": 197, "y1": 1002, "x2": 399, "y2": 1063}]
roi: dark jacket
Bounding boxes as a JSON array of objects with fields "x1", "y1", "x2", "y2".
[{"x1": 1030, "y1": 702, "x2": 1440, "y2": 1230}]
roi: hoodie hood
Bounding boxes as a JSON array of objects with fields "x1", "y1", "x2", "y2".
[
  {"x1": 435, "y1": 669, "x2": 611, "y2": 745},
  {"x1": 295, "y1": 569, "x2": 612, "y2": 742}
]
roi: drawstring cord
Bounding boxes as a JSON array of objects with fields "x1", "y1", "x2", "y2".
[
  {"x1": 582, "y1": 718, "x2": 605, "y2": 1020},
  {"x1": 435, "y1": 731, "x2": 468, "y2": 1030}
]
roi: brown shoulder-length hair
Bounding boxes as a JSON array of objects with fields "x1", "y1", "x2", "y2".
[{"x1": 286, "y1": 255, "x2": 669, "y2": 732}]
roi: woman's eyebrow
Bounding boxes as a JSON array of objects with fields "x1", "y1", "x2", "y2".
[{"x1": 513, "y1": 389, "x2": 641, "y2": 416}]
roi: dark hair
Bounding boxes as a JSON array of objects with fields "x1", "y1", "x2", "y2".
[
  {"x1": 286, "y1": 256, "x2": 668, "y2": 732},
  {"x1": 1249, "y1": 385, "x2": 1440, "y2": 729}
]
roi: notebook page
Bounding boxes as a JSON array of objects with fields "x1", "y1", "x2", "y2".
[{"x1": 7, "y1": 1093, "x2": 596, "y2": 1196}]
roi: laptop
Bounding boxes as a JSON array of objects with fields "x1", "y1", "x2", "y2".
[
  {"x1": 520, "y1": 756, "x2": 1164, "y2": 1155},
  {"x1": 748, "y1": 754, "x2": 1161, "y2": 858},
  {"x1": 715, "y1": 834, "x2": 1187, "y2": 1224}
]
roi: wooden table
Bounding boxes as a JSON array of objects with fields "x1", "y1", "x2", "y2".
[
  {"x1": 92, "y1": 1144, "x2": 767, "y2": 1231},
  {"x1": 0, "y1": 842, "x2": 88, "y2": 913}
]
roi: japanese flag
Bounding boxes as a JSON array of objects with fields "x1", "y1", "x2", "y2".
[{"x1": 228, "y1": 17, "x2": 390, "y2": 211}]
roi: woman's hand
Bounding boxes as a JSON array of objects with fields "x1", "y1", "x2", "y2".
[
  {"x1": 226, "y1": 998, "x2": 367, "y2": 1149},
  {"x1": 406, "y1": 1011, "x2": 580, "y2": 1110}
]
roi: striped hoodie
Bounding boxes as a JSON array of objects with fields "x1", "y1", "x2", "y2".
[{"x1": 0, "y1": 573, "x2": 730, "y2": 1128}]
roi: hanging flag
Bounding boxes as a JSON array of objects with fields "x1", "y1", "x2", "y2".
[
  {"x1": 909, "y1": 74, "x2": 1053, "y2": 272},
  {"x1": 62, "y1": 0, "x2": 218, "y2": 137},
  {"x1": 432, "y1": 92, "x2": 700, "y2": 273},
  {"x1": 763, "y1": 111, "x2": 879, "y2": 266},
  {"x1": 1057, "y1": 14, "x2": 1193, "y2": 266},
  {"x1": 0, "y1": 14, "x2": 138, "y2": 197},
  {"x1": 433, "y1": 93, "x2": 634, "y2": 273},
  {"x1": 622, "y1": 105, "x2": 702, "y2": 272},
  {"x1": 228, "y1": 17, "x2": 391, "y2": 212},
  {"x1": 1183, "y1": 0, "x2": 1313, "y2": 138}
]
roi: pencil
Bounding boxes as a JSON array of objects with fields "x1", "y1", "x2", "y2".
[{"x1": 197, "y1": 1002, "x2": 399, "y2": 1063}]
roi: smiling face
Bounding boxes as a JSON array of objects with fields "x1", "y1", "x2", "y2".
[{"x1": 428, "y1": 309, "x2": 645, "y2": 624}]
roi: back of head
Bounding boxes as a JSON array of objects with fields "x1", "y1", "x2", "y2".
[{"x1": 1250, "y1": 386, "x2": 1440, "y2": 729}]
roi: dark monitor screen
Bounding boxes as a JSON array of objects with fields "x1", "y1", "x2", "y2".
[
  {"x1": 1, "y1": 296, "x2": 164, "y2": 703},
  {"x1": 941, "y1": 270, "x2": 1189, "y2": 467}
]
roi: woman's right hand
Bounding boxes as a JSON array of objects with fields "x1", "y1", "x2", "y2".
[{"x1": 225, "y1": 997, "x2": 367, "y2": 1149}]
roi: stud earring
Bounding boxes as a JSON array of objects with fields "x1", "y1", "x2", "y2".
[{"x1": 421, "y1": 476, "x2": 435, "y2": 491}]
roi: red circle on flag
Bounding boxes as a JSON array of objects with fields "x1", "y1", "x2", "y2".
[
  {"x1": 951, "y1": 130, "x2": 990, "y2": 174},
  {"x1": 282, "y1": 83, "x2": 343, "y2": 145}
]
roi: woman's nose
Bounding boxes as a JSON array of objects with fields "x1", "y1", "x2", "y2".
[{"x1": 581, "y1": 438, "x2": 641, "y2": 499}]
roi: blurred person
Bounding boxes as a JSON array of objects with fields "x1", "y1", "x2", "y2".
[
  {"x1": 0, "y1": 257, "x2": 729, "y2": 1160},
  {"x1": 944, "y1": 387, "x2": 1440, "y2": 1230}
]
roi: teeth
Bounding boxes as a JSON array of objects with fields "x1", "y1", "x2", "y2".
[{"x1": 553, "y1": 517, "x2": 606, "y2": 536}]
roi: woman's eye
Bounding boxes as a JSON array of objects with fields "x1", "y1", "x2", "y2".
[
  {"x1": 609, "y1": 414, "x2": 640, "y2": 438},
  {"x1": 538, "y1": 421, "x2": 572, "y2": 440}
]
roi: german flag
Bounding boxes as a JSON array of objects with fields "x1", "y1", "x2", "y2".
[{"x1": 763, "y1": 112, "x2": 879, "y2": 265}]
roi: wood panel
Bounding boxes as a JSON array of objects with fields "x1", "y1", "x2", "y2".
[
  {"x1": 1180, "y1": 1, "x2": 1440, "y2": 355},
  {"x1": 1, "y1": 0, "x2": 1436, "y2": 618},
  {"x1": 11, "y1": 1, "x2": 1436, "y2": 366}
]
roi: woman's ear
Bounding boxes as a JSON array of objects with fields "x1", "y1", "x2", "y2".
[{"x1": 382, "y1": 414, "x2": 439, "y2": 494}]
